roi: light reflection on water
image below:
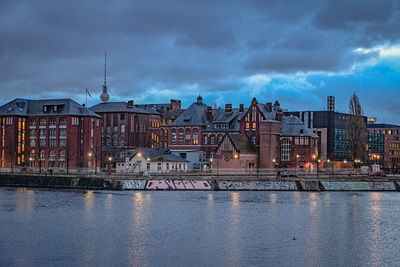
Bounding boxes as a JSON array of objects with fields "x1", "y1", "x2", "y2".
[{"x1": 1, "y1": 188, "x2": 400, "y2": 266}]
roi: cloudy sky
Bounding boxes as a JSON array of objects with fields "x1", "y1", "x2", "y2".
[{"x1": 1, "y1": 0, "x2": 400, "y2": 123}]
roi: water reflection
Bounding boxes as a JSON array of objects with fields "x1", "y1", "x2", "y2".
[
  {"x1": 227, "y1": 192, "x2": 241, "y2": 266},
  {"x1": 269, "y1": 193, "x2": 278, "y2": 204},
  {"x1": 369, "y1": 192, "x2": 382, "y2": 265},
  {"x1": 128, "y1": 192, "x2": 150, "y2": 266},
  {"x1": 16, "y1": 187, "x2": 35, "y2": 212}
]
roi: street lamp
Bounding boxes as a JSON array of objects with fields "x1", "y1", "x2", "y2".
[
  {"x1": 209, "y1": 158, "x2": 213, "y2": 177},
  {"x1": 317, "y1": 159, "x2": 321, "y2": 178},
  {"x1": 296, "y1": 154, "x2": 300, "y2": 174},
  {"x1": 88, "y1": 152, "x2": 92, "y2": 171}
]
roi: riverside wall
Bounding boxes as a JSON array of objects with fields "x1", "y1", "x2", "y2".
[{"x1": 1, "y1": 174, "x2": 400, "y2": 191}]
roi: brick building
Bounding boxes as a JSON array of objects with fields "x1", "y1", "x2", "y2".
[
  {"x1": 89, "y1": 100, "x2": 162, "y2": 166},
  {"x1": 0, "y1": 98, "x2": 102, "y2": 172},
  {"x1": 136, "y1": 99, "x2": 184, "y2": 148},
  {"x1": 168, "y1": 96, "x2": 318, "y2": 171},
  {"x1": 368, "y1": 124, "x2": 400, "y2": 171}
]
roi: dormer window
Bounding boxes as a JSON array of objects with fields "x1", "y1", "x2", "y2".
[
  {"x1": 43, "y1": 106, "x2": 48, "y2": 112},
  {"x1": 300, "y1": 129, "x2": 304, "y2": 134},
  {"x1": 53, "y1": 105, "x2": 57, "y2": 112}
]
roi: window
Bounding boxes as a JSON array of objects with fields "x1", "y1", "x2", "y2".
[
  {"x1": 60, "y1": 117, "x2": 66, "y2": 126},
  {"x1": 72, "y1": 117, "x2": 79, "y2": 125},
  {"x1": 40, "y1": 139, "x2": 46, "y2": 147},
  {"x1": 193, "y1": 129, "x2": 199, "y2": 144},
  {"x1": 40, "y1": 150, "x2": 46, "y2": 160},
  {"x1": 166, "y1": 163, "x2": 169, "y2": 170},
  {"x1": 106, "y1": 137, "x2": 111, "y2": 146},
  {"x1": 30, "y1": 139, "x2": 36, "y2": 147},
  {"x1": 252, "y1": 122, "x2": 257, "y2": 130},
  {"x1": 120, "y1": 138, "x2": 124, "y2": 146},
  {"x1": 185, "y1": 128, "x2": 191, "y2": 145},
  {"x1": 113, "y1": 136, "x2": 118, "y2": 146},
  {"x1": 171, "y1": 129, "x2": 176, "y2": 145},
  {"x1": 49, "y1": 129, "x2": 56, "y2": 138},
  {"x1": 113, "y1": 126, "x2": 118, "y2": 133},
  {"x1": 30, "y1": 118, "x2": 36, "y2": 126},
  {"x1": 49, "y1": 139, "x2": 56, "y2": 147},
  {"x1": 147, "y1": 163, "x2": 150, "y2": 170},
  {"x1": 96, "y1": 119, "x2": 99, "y2": 127},
  {"x1": 120, "y1": 114, "x2": 125, "y2": 120},
  {"x1": 245, "y1": 122, "x2": 250, "y2": 130},
  {"x1": 40, "y1": 129, "x2": 46, "y2": 137},
  {"x1": 252, "y1": 135, "x2": 256, "y2": 144},
  {"x1": 50, "y1": 118, "x2": 56, "y2": 126},
  {"x1": 30, "y1": 129, "x2": 36, "y2": 138},
  {"x1": 217, "y1": 135, "x2": 223, "y2": 144},
  {"x1": 60, "y1": 129, "x2": 66, "y2": 138},
  {"x1": 210, "y1": 135, "x2": 215, "y2": 145},
  {"x1": 281, "y1": 139, "x2": 291, "y2": 161},
  {"x1": 120, "y1": 124, "x2": 125, "y2": 133},
  {"x1": 158, "y1": 163, "x2": 162, "y2": 170},
  {"x1": 29, "y1": 150, "x2": 36, "y2": 160},
  {"x1": 60, "y1": 139, "x2": 66, "y2": 147},
  {"x1": 178, "y1": 129, "x2": 183, "y2": 144},
  {"x1": 40, "y1": 118, "x2": 46, "y2": 126},
  {"x1": 202, "y1": 135, "x2": 208, "y2": 145}
]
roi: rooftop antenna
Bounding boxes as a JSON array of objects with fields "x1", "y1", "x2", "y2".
[{"x1": 100, "y1": 51, "x2": 110, "y2": 102}]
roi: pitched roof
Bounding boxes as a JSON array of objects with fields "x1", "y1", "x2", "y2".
[
  {"x1": 136, "y1": 103, "x2": 185, "y2": 120},
  {"x1": 367, "y1": 123, "x2": 400, "y2": 128},
  {"x1": 229, "y1": 133, "x2": 257, "y2": 154},
  {"x1": 0, "y1": 98, "x2": 101, "y2": 117},
  {"x1": 280, "y1": 116, "x2": 318, "y2": 137},
  {"x1": 116, "y1": 147, "x2": 188, "y2": 162},
  {"x1": 90, "y1": 102, "x2": 160, "y2": 115},
  {"x1": 169, "y1": 102, "x2": 209, "y2": 126}
]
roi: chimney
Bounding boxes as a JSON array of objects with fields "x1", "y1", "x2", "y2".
[
  {"x1": 252, "y1": 97, "x2": 258, "y2": 105},
  {"x1": 225, "y1": 104, "x2": 232, "y2": 112},
  {"x1": 327, "y1": 96, "x2": 335, "y2": 112},
  {"x1": 207, "y1": 106, "x2": 213, "y2": 121},
  {"x1": 266, "y1": 102, "x2": 272, "y2": 111},
  {"x1": 239, "y1": 104, "x2": 244, "y2": 112},
  {"x1": 275, "y1": 107, "x2": 283, "y2": 121},
  {"x1": 128, "y1": 100, "x2": 134, "y2": 106},
  {"x1": 274, "y1": 100, "x2": 280, "y2": 107},
  {"x1": 170, "y1": 99, "x2": 181, "y2": 110}
]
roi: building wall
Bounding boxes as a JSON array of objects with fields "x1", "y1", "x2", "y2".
[
  {"x1": 259, "y1": 121, "x2": 280, "y2": 169},
  {"x1": 116, "y1": 155, "x2": 187, "y2": 173},
  {"x1": 1, "y1": 115, "x2": 101, "y2": 171},
  {"x1": 368, "y1": 127, "x2": 400, "y2": 169}
]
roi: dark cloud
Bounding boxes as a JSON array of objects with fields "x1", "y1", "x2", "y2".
[{"x1": 0, "y1": 0, "x2": 400, "y2": 123}]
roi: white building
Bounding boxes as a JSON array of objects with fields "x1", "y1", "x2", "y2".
[{"x1": 116, "y1": 148, "x2": 188, "y2": 174}]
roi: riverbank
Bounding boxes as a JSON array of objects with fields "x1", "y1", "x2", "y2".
[{"x1": 1, "y1": 173, "x2": 400, "y2": 191}]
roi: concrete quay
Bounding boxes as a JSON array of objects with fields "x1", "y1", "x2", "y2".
[{"x1": 1, "y1": 173, "x2": 400, "y2": 191}]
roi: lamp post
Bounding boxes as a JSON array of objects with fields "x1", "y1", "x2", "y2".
[
  {"x1": 296, "y1": 154, "x2": 300, "y2": 175},
  {"x1": 209, "y1": 158, "x2": 213, "y2": 178},
  {"x1": 312, "y1": 154, "x2": 316, "y2": 175},
  {"x1": 88, "y1": 152, "x2": 92, "y2": 173},
  {"x1": 317, "y1": 159, "x2": 320, "y2": 178},
  {"x1": 273, "y1": 158, "x2": 279, "y2": 178},
  {"x1": 108, "y1": 156, "x2": 112, "y2": 175}
]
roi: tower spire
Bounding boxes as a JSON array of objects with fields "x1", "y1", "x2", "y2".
[
  {"x1": 100, "y1": 51, "x2": 110, "y2": 102},
  {"x1": 104, "y1": 51, "x2": 107, "y2": 86}
]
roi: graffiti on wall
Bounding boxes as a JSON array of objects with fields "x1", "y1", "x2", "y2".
[
  {"x1": 368, "y1": 182, "x2": 396, "y2": 191},
  {"x1": 145, "y1": 180, "x2": 212, "y2": 190},
  {"x1": 300, "y1": 181, "x2": 320, "y2": 191},
  {"x1": 253, "y1": 181, "x2": 297, "y2": 190},
  {"x1": 322, "y1": 182, "x2": 371, "y2": 190},
  {"x1": 217, "y1": 181, "x2": 245, "y2": 190},
  {"x1": 122, "y1": 180, "x2": 146, "y2": 190}
]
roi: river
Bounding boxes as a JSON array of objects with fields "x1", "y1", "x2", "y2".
[{"x1": 1, "y1": 187, "x2": 399, "y2": 266}]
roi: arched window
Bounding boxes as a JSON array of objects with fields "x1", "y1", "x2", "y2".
[
  {"x1": 120, "y1": 124, "x2": 125, "y2": 133},
  {"x1": 281, "y1": 139, "x2": 291, "y2": 161},
  {"x1": 185, "y1": 128, "x2": 191, "y2": 145},
  {"x1": 193, "y1": 129, "x2": 199, "y2": 144},
  {"x1": 40, "y1": 150, "x2": 46, "y2": 161},
  {"x1": 171, "y1": 129, "x2": 176, "y2": 145},
  {"x1": 49, "y1": 151, "x2": 55, "y2": 167},
  {"x1": 202, "y1": 135, "x2": 208, "y2": 145},
  {"x1": 178, "y1": 129, "x2": 184, "y2": 144},
  {"x1": 106, "y1": 137, "x2": 111, "y2": 146},
  {"x1": 251, "y1": 135, "x2": 257, "y2": 144},
  {"x1": 59, "y1": 150, "x2": 66, "y2": 161},
  {"x1": 210, "y1": 135, "x2": 215, "y2": 145},
  {"x1": 29, "y1": 150, "x2": 36, "y2": 160},
  {"x1": 217, "y1": 135, "x2": 223, "y2": 144},
  {"x1": 120, "y1": 138, "x2": 125, "y2": 146},
  {"x1": 113, "y1": 136, "x2": 118, "y2": 146},
  {"x1": 106, "y1": 126, "x2": 111, "y2": 134}
]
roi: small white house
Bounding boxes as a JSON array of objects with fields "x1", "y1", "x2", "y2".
[{"x1": 116, "y1": 148, "x2": 188, "y2": 173}]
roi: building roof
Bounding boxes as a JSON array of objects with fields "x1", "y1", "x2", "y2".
[
  {"x1": 280, "y1": 116, "x2": 318, "y2": 137},
  {"x1": 169, "y1": 102, "x2": 209, "y2": 126},
  {"x1": 0, "y1": 98, "x2": 101, "y2": 117},
  {"x1": 367, "y1": 123, "x2": 400, "y2": 128},
  {"x1": 117, "y1": 148, "x2": 188, "y2": 162},
  {"x1": 228, "y1": 133, "x2": 257, "y2": 154},
  {"x1": 90, "y1": 102, "x2": 160, "y2": 115},
  {"x1": 136, "y1": 103, "x2": 185, "y2": 120}
]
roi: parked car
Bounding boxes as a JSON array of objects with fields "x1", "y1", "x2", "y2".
[
  {"x1": 369, "y1": 171, "x2": 385, "y2": 177},
  {"x1": 281, "y1": 171, "x2": 297, "y2": 177}
]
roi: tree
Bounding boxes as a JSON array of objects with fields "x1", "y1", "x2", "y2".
[{"x1": 347, "y1": 93, "x2": 366, "y2": 162}]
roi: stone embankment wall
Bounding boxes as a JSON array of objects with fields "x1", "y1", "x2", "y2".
[{"x1": 1, "y1": 174, "x2": 400, "y2": 191}]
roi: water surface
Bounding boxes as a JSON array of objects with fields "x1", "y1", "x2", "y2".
[{"x1": 1, "y1": 187, "x2": 399, "y2": 266}]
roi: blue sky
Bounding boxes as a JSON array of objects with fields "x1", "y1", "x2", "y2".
[{"x1": 0, "y1": 0, "x2": 399, "y2": 124}]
